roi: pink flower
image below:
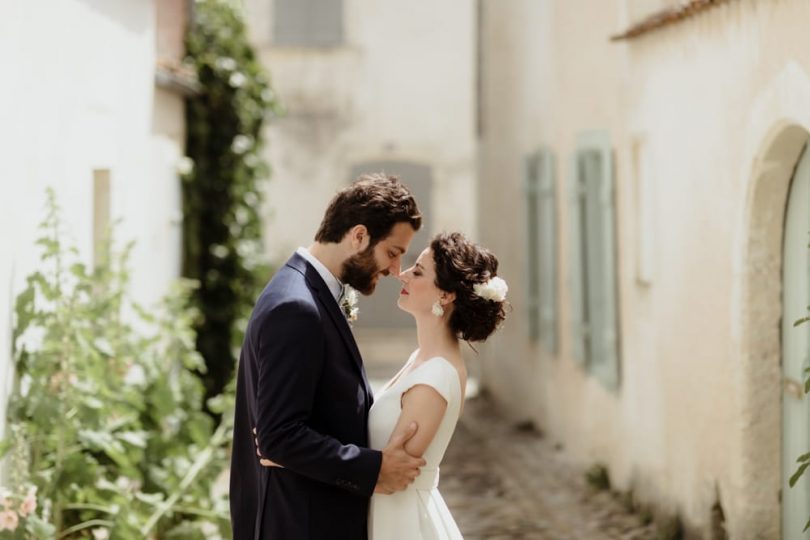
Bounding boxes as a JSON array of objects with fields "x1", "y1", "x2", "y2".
[
  {"x1": 19, "y1": 494, "x2": 36, "y2": 516},
  {"x1": 0, "y1": 509, "x2": 18, "y2": 531}
]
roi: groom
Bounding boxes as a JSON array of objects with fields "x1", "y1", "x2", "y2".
[{"x1": 230, "y1": 173, "x2": 426, "y2": 539}]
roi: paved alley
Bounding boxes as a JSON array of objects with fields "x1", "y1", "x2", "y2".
[{"x1": 439, "y1": 395, "x2": 660, "y2": 540}]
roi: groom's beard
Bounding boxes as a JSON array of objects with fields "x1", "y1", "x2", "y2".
[{"x1": 341, "y1": 245, "x2": 387, "y2": 295}]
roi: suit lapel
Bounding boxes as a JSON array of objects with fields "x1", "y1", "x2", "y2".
[
  {"x1": 318, "y1": 288, "x2": 374, "y2": 404},
  {"x1": 285, "y1": 254, "x2": 374, "y2": 405}
]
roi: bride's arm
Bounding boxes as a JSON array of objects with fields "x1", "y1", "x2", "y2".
[{"x1": 388, "y1": 385, "x2": 447, "y2": 457}]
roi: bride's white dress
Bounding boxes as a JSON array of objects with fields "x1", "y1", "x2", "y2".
[{"x1": 368, "y1": 354, "x2": 464, "y2": 539}]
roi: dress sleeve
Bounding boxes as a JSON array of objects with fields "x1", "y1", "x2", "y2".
[{"x1": 400, "y1": 358, "x2": 457, "y2": 404}]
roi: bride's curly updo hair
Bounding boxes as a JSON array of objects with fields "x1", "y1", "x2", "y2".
[{"x1": 431, "y1": 232, "x2": 507, "y2": 342}]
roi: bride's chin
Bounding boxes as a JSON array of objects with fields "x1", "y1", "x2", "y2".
[{"x1": 397, "y1": 300, "x2": 415, "y2": 316}]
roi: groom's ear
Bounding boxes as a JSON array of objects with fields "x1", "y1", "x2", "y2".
[{"x1": 347, "y1": 224, "x2": 370, "y2": 252}]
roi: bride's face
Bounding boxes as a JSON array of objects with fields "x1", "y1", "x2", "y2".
[{"x1": 397, "y1": 248, "x2": 447, "y2": 316}]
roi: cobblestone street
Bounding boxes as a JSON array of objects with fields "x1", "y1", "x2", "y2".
[{"x1": 440, "y1": 394, "x2": 659, "y2": 540}]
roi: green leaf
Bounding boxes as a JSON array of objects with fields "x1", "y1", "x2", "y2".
[
  {"x1": 163, "y1": 520, "x2": 207, "y2": 539},
  {"x1": 135, "y1": 491, "x2": 165, "y2": 506},
  {"x1": 82, "y1": 396, "x2": 104, "y2": 410},
  {"x1": 69, "y1": 262, "x2": 88, "y2": 280},
  {"x1": 78, "y1": 430, "x2": 130, "y2": 467},
  {"x1": 26, "y1": 515, "x2": 57, "y2": 539},
  {"x1": 206, "y1": 393, "x2": 229, "y2": 414},
  {"x1": 790, "y1": 462, "x2": 810, "y2": 487},
  {"x1": 117, "y1": 431, "x2": 148, "y2": 448},
  {"x1": 12, "y1": 285, "x2": 36, "y2": 339},
  {"x1": 93, "y1": 337, "x2": 115, "y2": 357},
  {"x1": 34, "y1": 237, "x2": 59, "y2": 255}
]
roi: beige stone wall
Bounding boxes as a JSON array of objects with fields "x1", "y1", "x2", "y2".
[{"x1": 478, "y1": 0, "x2": 810, "y2": 536}]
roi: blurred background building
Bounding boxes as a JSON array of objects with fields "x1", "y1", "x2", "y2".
[
  {"x1": 0, "y1": 0, "x2": 195, "y2": 434},
  {"x1": 476, "y1": 0, "x2": 810, "y2": 538},
  {"x1": 241, "y1": 0, "x2": 477, "y2": 379}
]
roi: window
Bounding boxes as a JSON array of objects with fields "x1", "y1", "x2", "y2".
[
  {"x1": 568, "y1": 131, "x2": 620, "y2": 390},
  {"x1": 273, "y1": 0, "x2": 343, "y2": 47},
  {"x1": 524, "y1": 148, "x2": 558, "y2": 354}
]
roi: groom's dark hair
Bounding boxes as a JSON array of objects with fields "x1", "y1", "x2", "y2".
[{"x1": 315, "y1": 173, "x2": 422, "y2": 245}]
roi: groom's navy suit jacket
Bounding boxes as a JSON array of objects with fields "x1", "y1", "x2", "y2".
[{"x1": 230, "y1": 252, "x2": 382, "y2": 540}]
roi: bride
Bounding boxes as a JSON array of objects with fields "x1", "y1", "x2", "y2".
[{"x1": 367, "y1": 232, "x2": 507, "y2": 539}]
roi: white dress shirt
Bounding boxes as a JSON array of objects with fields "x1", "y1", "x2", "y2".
[{"x1": 296, "y1": 247, "x2": 343, "y2": 304}]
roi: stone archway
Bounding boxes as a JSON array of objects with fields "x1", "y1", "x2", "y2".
[
  {"x1": 736, "y1": 123, "x2": 807, "y2": 538},
  {"x1": 733, "y1": 62, "x2": 810, "y2": 538}
]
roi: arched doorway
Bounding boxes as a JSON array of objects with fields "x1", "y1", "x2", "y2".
[
  {"x1": 737, "y1": 123, "x2": 808, "y2": 538},
  {"x1": 782, "y1": 142, "x2": 810, "y2": 539}
]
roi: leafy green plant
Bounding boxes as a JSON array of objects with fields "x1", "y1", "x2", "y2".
[
  {"x1": 0, "y1": 425, "x2": 52, "y2": 539},
  {"x1": 789, "y1": 236, "x2": 810, "y2": 532},
  {"x1": 585, "y1": 463, "x2": 611, "y2": 492},
  {"x1": 4, "y1": 189, "x2": 232, "y2": 539},
  {"x1": 182, "y1": 0, "x2": 280, "y2": 405},
  {"x1": 654, "y1": 515, "x2": 684, "y2": 540},
  {"x1": 789, "y1": 305, "x2": 810, "y2": 533}
]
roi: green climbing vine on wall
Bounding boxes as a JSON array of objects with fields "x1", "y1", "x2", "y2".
[{"x1": 182, "y1": 0, "x2": 281, "y2": 405}]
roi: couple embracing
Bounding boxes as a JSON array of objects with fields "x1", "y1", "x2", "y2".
[{"x1": 230, "y1": 173, "x2": 508, "y2": 539}]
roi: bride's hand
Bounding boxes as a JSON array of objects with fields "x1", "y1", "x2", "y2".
[{"x1": 253, "y1": 427, "x2": 283, "y2": 468}]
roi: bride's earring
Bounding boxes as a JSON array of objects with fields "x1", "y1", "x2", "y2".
[{"x1": 431, "y1": 300, "x2": 444, "y2": 317}]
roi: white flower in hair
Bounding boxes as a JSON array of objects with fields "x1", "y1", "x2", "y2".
[{"x1": 473, "y1": 276, "x2": 508, "y2": 302}]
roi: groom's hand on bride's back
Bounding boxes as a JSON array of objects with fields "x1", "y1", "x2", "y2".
[{"x1": 375, "y1": 422, "x2": 425, "y2": 494}]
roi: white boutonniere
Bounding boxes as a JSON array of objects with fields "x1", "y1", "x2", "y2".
[{"x1": 341, "y1": 285, "x2": 359, "y2": 323}]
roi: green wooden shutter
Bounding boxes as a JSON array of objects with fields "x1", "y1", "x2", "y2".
[
  {"x1": 568, "y1": 153, "x2": 587, "y2": 365},
  {"x1": 537, "y1": 149, "x2": 558, "y2": 355},
  {"x1": 524, "y1": 154, "x2": 541, "y2": 341},
  {"x1": 596, "y1": 137, "x2": 620, "y2": 390},
  {"x1": 577, "y1": 131, "x2": 620, "y2": 391}
]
